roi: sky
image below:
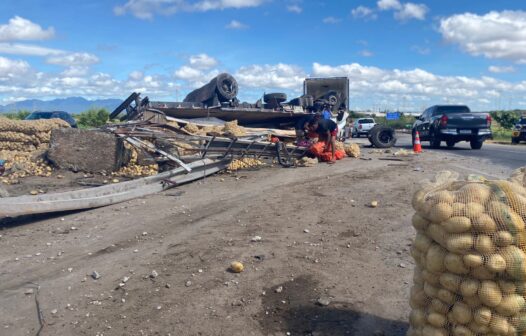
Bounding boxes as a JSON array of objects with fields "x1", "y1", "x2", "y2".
[{"x1": 0, "y1": 0, "x2": 525, "y2": 112}]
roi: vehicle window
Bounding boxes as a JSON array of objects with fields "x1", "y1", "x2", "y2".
[
  {"x1": 519, "y1": 118, "x2": 526, "y2": 125},
  {"x1": 26, "y1": 112, "x2": 52, "y2": 120},
  {"x1": 358, "y1": 119, "x2": 375, "y2": 124},
  {"x1": 435, "y1": 106, "x2": 470, "y2": 115}
]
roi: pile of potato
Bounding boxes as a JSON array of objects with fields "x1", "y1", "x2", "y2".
[
  {"x1": 408, "y1": 169, "x2": 526, "y2": 336},
  {"x1": 0, "y1": 150, "x2": 52, "y2": 184},
  {"x1": 297, "y1": 157, "x2": 318, "y2": 167},
  {"x1": 177, "y1": 121, "x2": 247, "y2": 137},
  {"x1": 112, "y1": 147, "x2": 158, "y2": 178},
  {"x1": 227, "y1": 157, "x2": 264, "y2": 171},
  {"x1": 344, "y1": 143, "x2": 360, "y2": 158},
  {"x1": 0, "y1": 118, "x2": 69, "y2": 151}
]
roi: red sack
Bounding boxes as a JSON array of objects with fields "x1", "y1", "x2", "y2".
[
  {"x1": 309, "y1": 142, "x2": 326, "y2": 156},
  {"x1": 319, "y1": 149, "x2": 346, "y2": 162}
]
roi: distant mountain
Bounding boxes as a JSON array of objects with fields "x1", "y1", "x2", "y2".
[{"x1": 0, "y1": 97, "x2": 123, "y2": 114}]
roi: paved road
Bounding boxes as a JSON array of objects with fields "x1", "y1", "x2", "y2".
[{"x1": 393, "y1": 133, "x2": 526, "y2": 170}]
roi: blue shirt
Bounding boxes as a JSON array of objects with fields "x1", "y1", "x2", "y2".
[{"x1": 321, "y1": 110, "x2": 331, "y2": 120}]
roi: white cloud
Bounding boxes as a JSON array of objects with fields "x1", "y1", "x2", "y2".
[
  {"x1": 377, "y1": 0, "x2": 401, "y2": 11},
  {"x1": 287, "y1": 5, "x2": 302, "y2": 14},
  {"x1": 0, "y1": 56, "x2": 31, "y2": 79},
  {"x1": 0, "y1": 16, "x2": 54, "y2": 42},
  {"x1": 394, "y1": 3, "x2": 427, "y2": 21},
  {"x1": 114, "y1": 0, "x2": 265, "y2": 19},
  {"x1": 235, "y1": 63, "x2": 305, "y2": 91},
  {"x1": 322, "y1": 16, "x2": 341, "y2": 24},
  {"x1": 226, "y1": 20, "x2": 249, "y2": 29},
  {"x1": 440, "y1": 11, "x2": 526, "y2": 63},
  {"x1": 359, "y1": 50, "x2": 374, "y2": 57},
  {"x1": 488, "y1": 65, "x2": 516, "y2": 74},
  {"x1": 0, "y1": 42, "x2": 63, "y2": 56},
  {"x1": 46, "y1": 52, "x2": 99, "y2": 66},
  {"x1": 376, "y1": 0, "x2": 427, "y2": 21},
  {"x1": 189, "y1": 54, "x2": 218, "y2": 69},
  {"x1": 351, "y1": 6, "x2": 377, "y2": 20},
  {"x1": 411, "y1": 45, "x2": 430, "y2": 55}
]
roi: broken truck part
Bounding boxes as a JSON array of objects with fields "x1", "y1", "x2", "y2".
[{"x1": 0, "y1": 158, "x2": 229, "y2": 218}]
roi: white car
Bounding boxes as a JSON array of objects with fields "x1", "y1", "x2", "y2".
[{"x1": 352, "y1": 118, "x2": 376, "y2": 137}]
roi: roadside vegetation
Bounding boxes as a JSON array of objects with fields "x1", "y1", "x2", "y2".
[
  {"x1": 489, "y1": 110, "x2": 524, "y2": 142},
  {"x1": 0, "y1": 108, "x2": 111, "y2": 128}
]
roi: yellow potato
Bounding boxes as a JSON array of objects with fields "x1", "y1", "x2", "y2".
[
  {"x1": 489, "y1": 314, "x2": 509, "y2": 334},
  {"x1": 501, "y1": 245, "x2": 526, "y2": 280},
  {"x1": 494, "y1": 231, "x2": 513, "y2": 247},
  {"x1": 487, "y1": 201, "x2": 525, "y2": 232},
  {"x1": 410, "y1": 286, "x2": 428, "y2": 308},
  {"x1": 451, "y1": 202, "x2": 466, "y2": 216},
  {"x1": 498, "y1": 280, "x2": 517, "y2": 294},
  {"x1": 428, "y1": 190, "x2": 455, "y2": 204},
  {"x1": 474, "y1": 234, "x2": 495, "y2": 254},
  {"x1": 479, "y1": 280, "x2": 503, "y2": 307},
  {"x1": 463, "y1": 294, "x2": 482, "y2": 308},
  {"x1": 472, "y1": 213, "x2": 497, "y2": 233},
  {"x1": 426, "y1": 245, "x2": 447, "y2": 273},
  {"x1": 422, "y1": 270, "x2": 441, "y2": 286},
  {"x1": 427, "y1": 312, "x2": 447, "y2": 328},
  {"x1": 456, "y1": 183, "x2": 491, "y2": 204},
  {"x1": 467, "y1": 321, "x2": 490, "y2": 334},
  {"x1": 442, "y1": 216, "x2": 471, "y2": 233},
  {"x1": 444, "y1": 253, "x2": 470, "y2": 275},
  {"x1": 460, "y1": 278, "x2": 480, "y2": 297},
  {"x1": 451, "y1": 302, "x2": 472, "y2": 324},
  {"x1": 471, "y1": 265, "x2": 496, "y2": 280},
  {"x1": 451, "y1": 325, "x2": 474, "y2": 336},
  {"x1": 427, "y1": 224, "x2": 447, "y2": 247},
  {"x1": 430, "y1": 298, "x2": 449, "y2": 315},
  {"x1": 463, "y1": 253, "x2": 484, "y2": 268},
  {"x1": 447, "y1": 234, "x2": 473, "y2": 253},
  {"x1": 409, "y1": 309, "x2": 426, "y2": 327},
  {"x1": 464, "y1": 202, "x2": 485, "y2": 220},
  {"x1": 473, "y1": 306, "x2": 492, "y2": 326},
  {"x1": 486, "y1": 254, "x2": 506, "y2": 273},
  {"x1": 429, "y1": 203, "x2": 453, "y2": 223},
  {"x1": 437, "y1": 288, "x2": 456, "y2": 305},
  {"x1": 422, "y1": 325, "x2": 447, "y2": 336},
  {"x1": 496, "y1": 294, "x2": 525, "y2": 316},
  {"x1": 414, "y1": 232, "x2": 433, "y2": 253},
  {"x1": 439, "y1": 273, "x2": 461, "y2": 292},
  {"x1": 412, "y1": 213, "x2": 430, "y2": 231},
  {"x1": 424, "y1": 282, "x2": 439, "y2": 298}
]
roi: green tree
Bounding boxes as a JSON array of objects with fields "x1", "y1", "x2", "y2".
[
  {"x1": 76, "y1": 108, "x2": 110, "y2": 128},
  {"x1": 490, "y1": 110, "x2": 521, "y2": 129},
  {"x1": 3, "y1": 110, "x2": 30, "y2": 120}
]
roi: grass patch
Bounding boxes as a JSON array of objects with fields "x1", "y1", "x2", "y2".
[{"x1": 491, "y1": 126, "x2": 512, "y2": 142}]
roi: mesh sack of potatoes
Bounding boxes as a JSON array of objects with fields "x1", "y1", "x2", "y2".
[
  {"x1": 344, "y1": 143, "x2": 361, "y2": 158},
  {"x1": 0, "y1": 118, "x2": 69, "y2": 135},
  {"x1": 407, "y1": 169, "x2": 526, "y2": 336}
]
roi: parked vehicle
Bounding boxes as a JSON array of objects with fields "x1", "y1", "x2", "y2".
[
  {"x1": 412, "y1": 105, "x2": 492, "y2": 149},
  {"x1": 512, "y1": 116, "x2": 526, "y2": 144},
  {"x1": 25, "y1": 111, "x2": 77, "y2": 128},
  {"x1": 352, "y1": 118, "x2": 376, "y2": 137}
]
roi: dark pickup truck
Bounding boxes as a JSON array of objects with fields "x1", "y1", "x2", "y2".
[
  {"x1": 512, "y1": 117, "x2": 526, "y2": 144},
  {"x1": 412, "y1": 105, "x2": 492, "y2": 149}
]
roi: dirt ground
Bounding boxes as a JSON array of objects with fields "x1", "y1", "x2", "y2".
[{"x1": 0, "y1": 147, "x2": 515, "y2": 336}]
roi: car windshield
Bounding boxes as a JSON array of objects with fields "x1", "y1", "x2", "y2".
[
  {"x1": 26, "y1": 112, "x2": 53, "y2": 120},
  {"x1": 359, "y1": 119, "x2": 375, "y2": 124},
  {"x1": 519, "y1": 118, "x2": 526, "y2": 125}
]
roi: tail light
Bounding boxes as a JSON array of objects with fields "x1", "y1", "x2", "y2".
[
  {"x1": 440, "y1": 114, "x2": 448, "y2": 127},
  {"x1": 359, "y1": 124, "x2": 362, "y2": 130},
  {"x1": 486, "y1": 115, "x2": 492, "y2": 127}
]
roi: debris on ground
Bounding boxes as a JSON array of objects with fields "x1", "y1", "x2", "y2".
[
  {"x1": 296, "y1": 157, "x2": 318, "y2": 167},
  {"x1": 230, "y1": 261, "x2": 244, "y2": 273}
]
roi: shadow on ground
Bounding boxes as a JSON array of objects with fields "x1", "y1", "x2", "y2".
[{"x1": 258, "y1": 276, "x2": 408, "y2": 336}]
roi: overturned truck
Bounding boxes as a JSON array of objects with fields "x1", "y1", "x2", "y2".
[{"x1": 111, "y1": 74, "x2": 350, "y2": 130}]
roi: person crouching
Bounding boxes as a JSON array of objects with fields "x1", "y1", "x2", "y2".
[{"x1": 307, "y1": 118, "x2": 338, "y2": 163}]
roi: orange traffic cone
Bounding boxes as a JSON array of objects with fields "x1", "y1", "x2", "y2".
[{"x1": 413, "y1": 131, "x2": 422, "y2": 153}]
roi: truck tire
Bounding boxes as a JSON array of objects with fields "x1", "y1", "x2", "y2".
[
  {"x1": 368, "y1": 125, "x2": 396, "y2": 148},
  {"x1": 430, "y1": 132, "x2": 441, "y2": 148},
  {"x1": 470, "y1": 139, "x2": 483, "y2": 150},
  {"x1": 263, "y1": 93, "x2": 287, "y2": 103},
  {"x1": 512, "y1": 138, "x2": 519, "y2": 145}
]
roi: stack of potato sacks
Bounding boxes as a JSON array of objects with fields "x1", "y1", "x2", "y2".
[
  {"x1": 408, "y1": 169, "x2": 526, "y2": 336},
  {"x1": 0, "y1": 118, "x2": 70, "y2": 184}
]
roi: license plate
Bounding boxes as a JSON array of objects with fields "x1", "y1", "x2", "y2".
[{"x1": 459, "y1": 129, "x2": 471, "y2": 134}]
